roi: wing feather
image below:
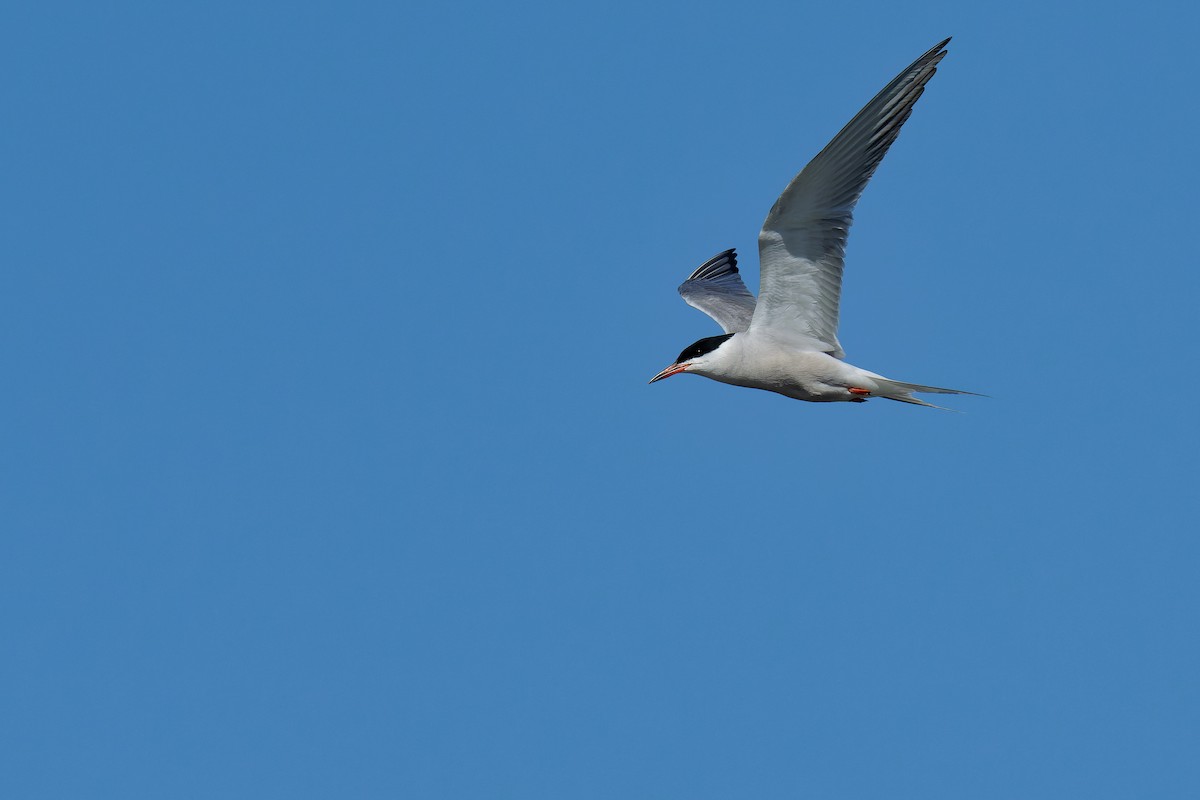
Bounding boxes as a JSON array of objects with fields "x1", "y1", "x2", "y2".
[
  {"x1": 677, "y1": 249, "x2": 757, "y2": 334},
  {"x1": 752, "y1": 38, "x2": 951, "y2": 358}
]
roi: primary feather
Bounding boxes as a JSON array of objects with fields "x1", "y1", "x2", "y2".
[
  {"x1": 677, "y1": 248, "x2": 757, "y2": 334},
  {"x1": 752, "y1": 37, "x2": 951, "y2": 359}
]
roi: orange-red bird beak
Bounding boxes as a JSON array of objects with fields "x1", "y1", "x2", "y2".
[{"x1": 648, "y1": 362, "x2": 691, "y2": 384}]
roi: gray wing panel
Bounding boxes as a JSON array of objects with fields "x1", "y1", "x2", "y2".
[
  {"x1": 677, "y1": 249, "x2": 757, "y2": 334},
  {"x1": 753, "y1": 38, "x2": 951, "y2": 358}
]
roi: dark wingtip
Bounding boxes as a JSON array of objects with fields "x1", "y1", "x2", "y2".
[
  {"x1": 915, "y1": 38, "x2": 951, "y2": 67},
  {"x1": 684, "y1": 248, "x2": 739, "y2": 282}
]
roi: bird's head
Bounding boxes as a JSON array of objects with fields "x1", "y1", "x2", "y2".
[{"x1": 649, "y1": 333, "x2": 735, "y2": 383}]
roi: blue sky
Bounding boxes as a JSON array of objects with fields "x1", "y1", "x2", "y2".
[{"x1": 3, "y1": 1, "x2": 1199, "y2": 797}]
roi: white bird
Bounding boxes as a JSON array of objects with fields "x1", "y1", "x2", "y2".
[{"x1": 650, "y1": 38, "x2": 978, "y2": 410}]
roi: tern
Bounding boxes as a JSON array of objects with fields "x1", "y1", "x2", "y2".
[{"x1": 649, "y1": 38, "x2": 977, "y2": 409}]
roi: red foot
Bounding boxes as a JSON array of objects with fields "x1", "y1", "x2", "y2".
[{"x1": 848, "y1": 387, "x2": 871, "y2": 396}]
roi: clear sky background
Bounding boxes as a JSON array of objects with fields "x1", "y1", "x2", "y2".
[{"x1": 3, "y1": 1, "x2": 1198, "y2": 797}]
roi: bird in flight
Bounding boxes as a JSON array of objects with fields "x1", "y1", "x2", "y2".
[{"x1": 650, "y1": 38, "x2": 978, "y2": 410}]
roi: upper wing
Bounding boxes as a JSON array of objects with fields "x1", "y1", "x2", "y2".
[
  {"x1": 677, "y1": 248, "x2": 757, "y2": 333},
  {"x1": 751, "y1": 38, "x2": 951, "y2": 358}
]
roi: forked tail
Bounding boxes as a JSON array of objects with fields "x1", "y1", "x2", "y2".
[{"x1": 872, "y1": 378, "x2": 984, "y2": 411}]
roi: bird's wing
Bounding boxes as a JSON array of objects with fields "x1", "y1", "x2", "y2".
[
  {"x1": 751, "y1": 38, "x2": 951, "y2": 358},
  {"x1": 677, "y1": 248, "x2": 757, "y2": 334}
]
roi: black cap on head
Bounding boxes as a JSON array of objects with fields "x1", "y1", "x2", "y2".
[{"x1": 676, "y1": 333, "x2": 734, "y2": 364}]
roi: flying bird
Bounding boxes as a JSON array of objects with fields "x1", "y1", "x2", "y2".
[{"x1": 650, "y1": 38, "x2": 978, "y2": 409}]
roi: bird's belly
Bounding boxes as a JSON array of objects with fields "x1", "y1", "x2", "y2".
[{"x1": 713, "y1": 351, "x2": 870, "y2": 403}]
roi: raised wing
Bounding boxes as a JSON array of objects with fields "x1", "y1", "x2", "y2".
[
  {"x1": 677, "y1": 248, "x2": 757, "y2": 333},
  {"x1": 752, "y1": 38, "x2": 951, "y2": 358}
]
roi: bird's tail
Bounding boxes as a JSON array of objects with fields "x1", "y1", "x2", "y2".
[{"x1": 872, "y1": 378, "x2": 984, "y2": 411}]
